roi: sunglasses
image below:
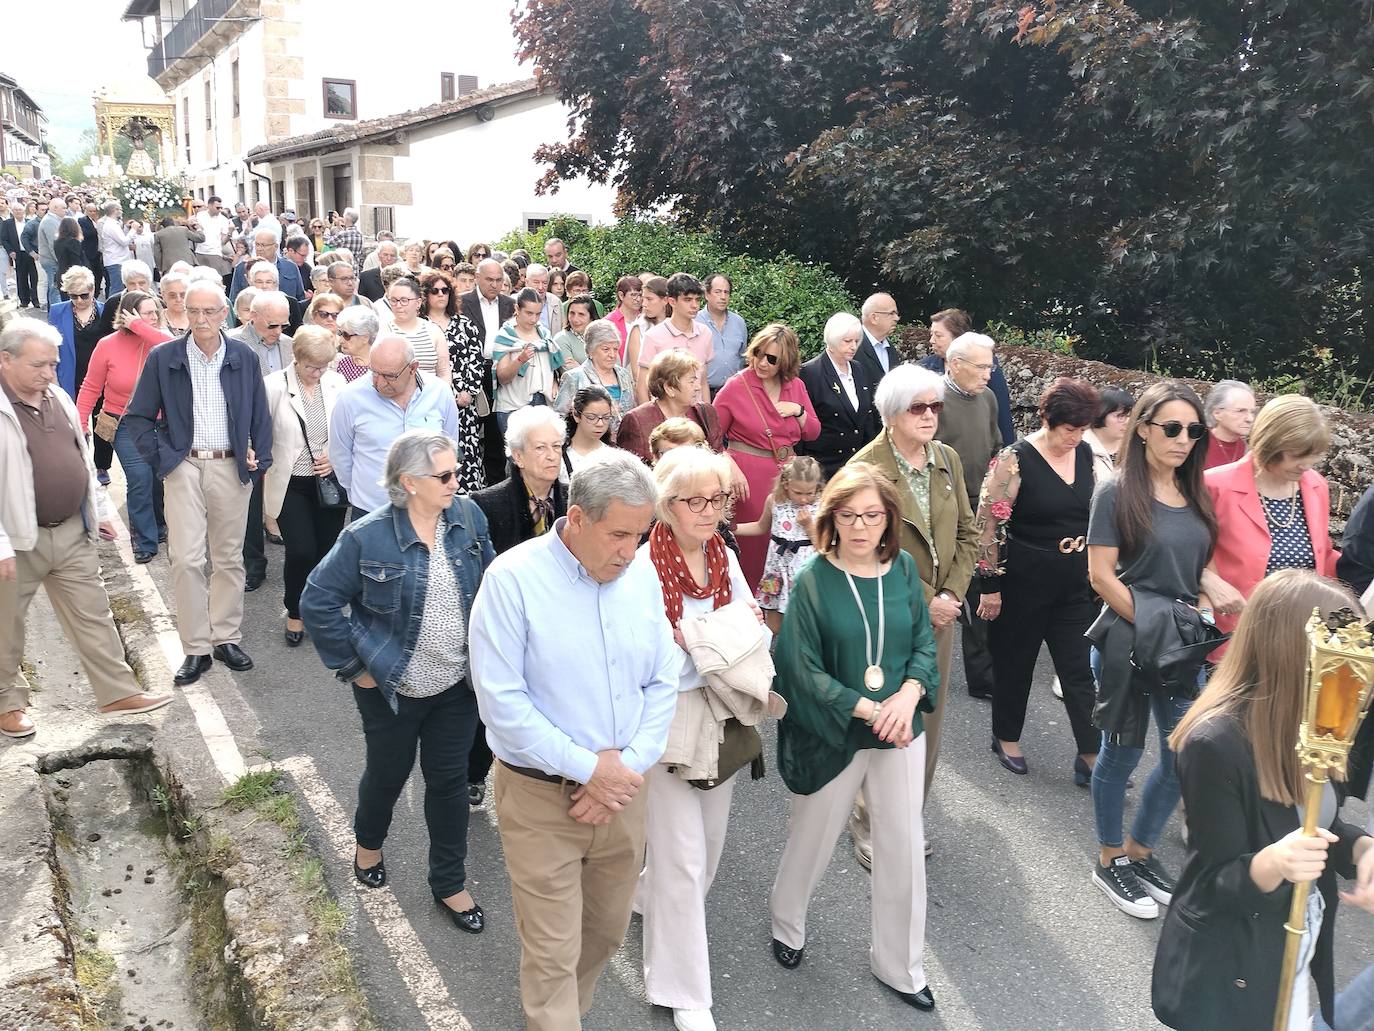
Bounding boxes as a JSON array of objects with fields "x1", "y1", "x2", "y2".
[
  {"x1": 315, "y1": 311, "x2": 339, "y2": 321},
  {"x1": 427, "y1": 286, "x2": 450, "y2": 295},
  {"x1": 907, "y1": 401, "x2": 945, "y2": 416},
  {"x1": 263, "y1": 322, "x2": 289, "y2": 330},
  {"x1": 439, "y1": 263, "x2": 455, "y2": 271},
  {"x1": 759, "y1": 353, "x2": 780, "y2": 366},
  {"x1": 1147, "y1": 420, "x2": 1206, "y2": 440},
  {"x1": 70, "y1": 292, "x2": 91, "y2": 299},
  {"x1": 427, "y1": 470, "x2": 459, "y2": 484}
]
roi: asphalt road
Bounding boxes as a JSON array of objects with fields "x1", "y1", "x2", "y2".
[{"x1": 129, "y1": 524, "x2": 1372, "y2": 1031}]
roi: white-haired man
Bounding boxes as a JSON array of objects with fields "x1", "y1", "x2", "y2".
[
  {"x1": 123, "y1": 282, "x2": 274, "y2": 687},
  {"x1": 0, "y1": 318, "x2": 171, "y2": 738},
  {"x1": 523, "y1": 263, "x2": 564, "y2": 335},
  {"x1": 325, "y1": 207, "x2": 364, "y2": 256}
]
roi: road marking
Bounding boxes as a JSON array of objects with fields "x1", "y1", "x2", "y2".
[{"x1": 277, "y1": 754, "x2": 474, "y2": 1031}]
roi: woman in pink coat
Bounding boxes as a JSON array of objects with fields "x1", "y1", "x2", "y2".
[
  {"x1": 713, "y1": 323, "x2": 820, "y2": 587},
  {"x1": 1203, "y1": 394, "x2": 1338, "y2": 652}
]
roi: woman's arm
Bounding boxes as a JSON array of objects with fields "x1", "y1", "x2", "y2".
[
  {"x1": 772, "y1": 568, "x2": 867, "y2": 747},
  {"x1": 792, "y1": 381, "x2": 821, "y2": 443},
  {"x1": 431, "y1": 324, "x2": 452, "y2": 384},
  {"x1": 1088, "y1": 544, "x2": 1134, "y2": 621},
  {"x1": 627, "y1": 327, "x2": 648, "y2": 404},
  {"x1": 973, "y1": 446, "x2": 1021, "y2": 619},
  {"x1": 75, "y1": 340, "x2": 110, "y2": 427}
]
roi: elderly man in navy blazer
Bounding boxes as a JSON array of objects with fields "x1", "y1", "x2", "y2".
[
  {"x1": 227, "y1": 225, "x2": 306, "y2": 304},
  {"x1": 123, "y1": 281, "x2": 273, "y2": 687}
]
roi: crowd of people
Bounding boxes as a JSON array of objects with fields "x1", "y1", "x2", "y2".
[{"x1": 3, "y1": 178, "x2": 1374, "y2": 1031}]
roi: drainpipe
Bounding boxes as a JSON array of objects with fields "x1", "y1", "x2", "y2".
[{"x1": 246, "y1": 159, "x2": 271, "y2": 206}]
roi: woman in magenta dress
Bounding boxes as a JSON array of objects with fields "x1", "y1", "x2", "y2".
[{"x1": 715, "y1": 323, "x2": 820, "y2": 587}]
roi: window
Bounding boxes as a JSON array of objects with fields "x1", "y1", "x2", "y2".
[
  {"x1": 322, "y1": 78, "x2": 357, "y2": 120},
  {"x1": 273, "y1": 180, "x2": 286, "y2": 214},
  {"x1": 297, "y1": 177, "x2": 316, "y2": 220},
  {"x1": 231, "y1": 59, "x2": 240, "y2": 118},
  {"x1": 204, "y1": 78, "x2": 212, "y2": 129},
  {"x1": 373, "y1": 206, "x2": 394, "y2": 236},
  {"x1": 441, "y1": 73, "x2": 455, "y2": 102},
  {"x1": 458, "y1": 75, "x2": 479, "y2": 97}
]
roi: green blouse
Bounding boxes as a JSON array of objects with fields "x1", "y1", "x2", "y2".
[{"x1": 773, "y1": 551, "x2": 940, "y2": 795}]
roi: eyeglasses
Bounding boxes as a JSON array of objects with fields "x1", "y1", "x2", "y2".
[
  {"x1": 331, "y1": 274, "x2": 357, "y2": 284},
  {"x1": 426, "y1": 470, "x2": 458, "y2": 485},
  {"x1": 70, "y1": 292, "x2": 91, "y2": 300},
  {"x1": 580, "y1": 411, "x2": 612, "y2": 425},
  {"x1": 526, "y1": 443, "x2": 564, "y2": 458},
  {"x1": 952, "y1": 356, "x2": 995, "y2": 373},
  {"x1": 759, "y1": 353, "x2": 780, "y2": 366},
  {"x1": 427, "y1": 286, "x2": 450, "y2": 295},
  {"x1": 873, "y1": 309, "x2": 900, "y2": 318},
  {"x1": 390, "y1": 295, "x2": 419, "y2": 305},
  {"x1": 438, "y1": 263, "x2": 455, "y2": 271},
  {"x1": 472, "y1": 250, "x2": 490, "y2": 259},
  {"x1": 298, "y1": 362, "x2": 330, "y2": 374},
  {"x1": 188, "y1": 307, "x2": 224, "y2": 318},
  {"x1": 677, "y1": 492, "x2": 731, "y2": 513},
  {"x1": 372, "y1": 366, "x2": 414, "y2": 383},
  {"x1": 315, "y1": 311, "x2": 340, "y2": 321},
  {"x1": 834, "y1": 510, "x2": 888, "y2": 527},
  {"x1": 906, "y1": 401, "x2": 945, "y2": 416},
  {"x1": 1147, "y1": 420, "x2": 1206, "y2": 440}
]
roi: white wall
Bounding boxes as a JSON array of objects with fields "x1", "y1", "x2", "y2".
[{"x1": 396, "y1": 94, "x2": 616, "y2": 243}]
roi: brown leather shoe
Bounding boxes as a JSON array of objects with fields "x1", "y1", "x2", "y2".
[
  {"x1": 99, "y1": 693, "x2": 173, "y2": 716},
  {"x1": 0, "y1": 709, "x2": 36, "y2": 739}
]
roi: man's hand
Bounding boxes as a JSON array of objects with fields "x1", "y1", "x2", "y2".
[
  {"x1": 246, "y1": 447, "x2": 258, "y2": 472},
  {"x1": 578, "y1": 749, "x2": 643, "y2": 812},
  {"x1": 1340, "y1": 839, "x2": 1374, "y2": 914},
  {"x1": 976, "y1": 591, "x2": 1002, "y2": 621},
  {"x1": 929, "y1": 591, "x2": 961, "y2": 628},
  {"x1": 567, "y1": 791, "x2": 617, "y2": 825},
  {"x1": 0, "y1": 557, "x2": 15, "y2": 581}
]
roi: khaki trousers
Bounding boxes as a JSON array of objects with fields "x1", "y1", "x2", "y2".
[
  {"x1": 494, "y1": 763, "x2": 647, "y2": 1031},
  {"x1": 641, "y1": 763, "x2": 736, "y2": 1010},
  {"x1": 771, "y1": 736, "x2": 929, "y2": 994},
  {"x1": 164, "y1": 456, "x2": 251, "y2": 653},
  {"x1": 0, "y1": 513, "x2": 140, "y2": 712},
  {"x1": 850, "y1": 621, "x2": 954, "y2": 852}
]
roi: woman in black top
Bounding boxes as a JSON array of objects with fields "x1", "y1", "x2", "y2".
[
  {"x1": 976, "y1": 378, "x2": 1102, "y2": 781},
  {"x1": 55, "y1": 217, "x2": 85, "y2": 292}
]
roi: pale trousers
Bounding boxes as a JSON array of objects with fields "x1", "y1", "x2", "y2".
[
  {"x1": 164, "y1": 456, "x2": 251, "y2": 653},
  {"x1": 772, "y1": 735, "x2": 929, "y2": 994},
  {"x1": 494, "y1": 763, "x2": 647, "y2": 1031},
  {"x1": 641, "y1": 763, "x2": 737, "y2": 1010},
  {"x1": 850, "y1": 621, "x2": 953, "y2": 853},
  {"x1": 0, "y1": 513, "x2": 140, "y2": 712}
]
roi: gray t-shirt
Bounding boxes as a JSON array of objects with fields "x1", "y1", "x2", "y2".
[{"x1": 1087, "y1": 478, "x2": 1210, "y2": 604}]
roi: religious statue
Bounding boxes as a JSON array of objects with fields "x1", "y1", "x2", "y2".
[{"x1": 122, "y1": 116, "x2": 158, "y2": 178}]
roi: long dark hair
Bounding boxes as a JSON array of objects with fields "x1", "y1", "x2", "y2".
[
  {"x1": 1114, "y1": 380, "x2": 1216, "y2": 560},
  {"x1": 566, "y1": 384, "x2": 614, "y2": 445}
]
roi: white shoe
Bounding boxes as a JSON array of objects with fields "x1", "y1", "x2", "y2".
[
  {"x1": 854, "y1": 837, "x2": 873, "y2": 872},
  {"x1": 673, "y1": 1008, "x2": 716, "y2": 1031},
  {"x1": 1051, "y1": 676, "x2": 1063, "y2": 699}
]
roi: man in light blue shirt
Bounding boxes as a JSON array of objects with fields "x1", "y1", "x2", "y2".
[
  {"x1": 329, "y1": 336, "x2": 460, "y2": 516},
  {"x1": 469, "y1": 451, "x2": 677, "y2": 1030},
  {"x1": 697, "y1": 272, "x2": 748, "y2": 395}
]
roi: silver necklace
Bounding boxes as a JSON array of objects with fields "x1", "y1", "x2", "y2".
[{"x1": 840, "y1": 555, "x2": 886, "y2": 692}]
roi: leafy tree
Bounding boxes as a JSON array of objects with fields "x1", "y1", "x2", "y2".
[{"x1": 517, "y1": 0, "x2": 1374, "y2": 383}]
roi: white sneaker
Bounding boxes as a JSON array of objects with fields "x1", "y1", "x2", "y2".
[
  {"x1": 673, "y1": 1008, "x2": 716, "y2": 1031},
  {"x1": 1051, "y1": 676, "x2": 1063, "y2": 699},
  {"x1": 854, "y1": 838, "x2": 873, "y2": 871}
]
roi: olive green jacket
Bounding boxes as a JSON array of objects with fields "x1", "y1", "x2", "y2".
[{"x1": 848, "y1": 430, "x2": 979, "y2": 602}]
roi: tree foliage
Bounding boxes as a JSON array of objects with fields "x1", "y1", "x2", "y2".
[{"x1": 517, "y1": 0, "x2": 1374, "y2": 383}]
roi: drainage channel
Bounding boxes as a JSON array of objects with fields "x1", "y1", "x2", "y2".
[{"x1": 42, "y1": 756, "x2": 244, "y2": 1030}]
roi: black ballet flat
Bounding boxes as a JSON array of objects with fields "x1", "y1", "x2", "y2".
[
  {"x1": 353, "y1": 853, "x2": 386, "y2": 889},
  {"x1": 434, "y1": 895, "x2": 484, "y2": 934},
  {"x1": 284, "y1": 626, "x2": 305, "y2": 647},
  {"x1": 991, "y1": 736, "x2": 1029, "y2": 775},
  {"x1": 771, "y1": 938, "x2": 803, "y2": 969},
  {"x1": 882, "y1": 980, "x2": 936, "y2": 1011}
]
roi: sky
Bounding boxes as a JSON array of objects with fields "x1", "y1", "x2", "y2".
[{"x1": 2, "y1": 0, "x2": 152, "y2": 159}]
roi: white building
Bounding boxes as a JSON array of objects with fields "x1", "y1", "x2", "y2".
[
  {"x1": 0, "y1": 73, "x2": 48, "y2": 177},
  {"x1": 120, "y1": 0, "x2": 614, "y2": 240}
]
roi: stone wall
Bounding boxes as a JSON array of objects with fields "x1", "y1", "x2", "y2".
[{"x1": 903, "y1": 331, "x2": 1374, "y2": 534}]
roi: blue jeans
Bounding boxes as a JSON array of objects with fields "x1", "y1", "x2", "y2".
[
  {"x1": 1312, "y1": 962, "x2": 1374, "y2": 1031},
  {"x1": 112, "y1": 419, "x2": 159, "y2": 555},
  {"x1": 1090, "y1": 646, "x2": 1193, "y2": 849},
  {"x1": 105, "y1": 264, "x2": 123, "y2": 297},
  {"x1": 41, "y1": 259, "x2": 60, "y2": 307}
]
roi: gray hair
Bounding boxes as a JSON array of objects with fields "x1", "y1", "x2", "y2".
[
  {"x1": 0, "y1": 316, "x2": 62, "y2": 357},
  {"x1": 102, "y1": 199, "x2": 120, "y2": 216},
  {"x1": 187, "y1": 280, "x2": 230, "y2": 311},
  {"x1": 186, "y1": 266, "x2": 222, "y2": 286},
  {"x1": 1204, "y1": 379, "x2": 1254, "y2": 426},
  {"x1": 384, "y1": 430, "x2": 457, "y2": 507},
  {"x1": 652, "y1": 444, "x2": 733, "y2": 524},
  {"x1": 860, "y1": 292, "x2": 895, "y2": 318},
  {"x1": 476, "y1": 257, "x2": 503, "y2": 276},
  {"x1": 254, "y1": 226, "x2": 278, "y2": 244},
  {"x1": 582, "y1": 319, "x2": 620, "y2": 353},
  {"x1": 159, "y1": 269, "x2": 190, "y2": 292},
  {"x1": 343, "y1": 207, "x2": 359, "y2": 224},
  {"x1": 248, "y1": 260, "x2": 280, "y2": 285},
  {"x1": 310, "y1": 265, "x2": 330, "y2": 287},
  {"x1": 525, "y1": 262, "x2": 548, "y2": 279},
  {"x1": 249, "y1": 289, "x2": 289, "y2": 315},
  {"x1": 370, "y1": 334, "x2": 416, "y2": 366},
  {"x1": 823, "y1": 311, "x2": 862, "y2": 351},
  {"x1": 337, "y1": 306, "x2": 379, "y2": 341},
  {"x1": 234, "y1": 286, "x2": 260, "y2": 315},
  {"x1": 874, "y1": 364, "x2": 947, "y2": 425},
  {"x1": 504, "y1": 404, "x2": 566, "y2": 458},
  {"x1": 121, "y1": 259, "x2": 152, "y2": 284},
  {"x1": 946, "y1": 331, "x2": 995, "y2": 362},
  {"x1": 570, "y1": 448, "x2": 658, "y2": 522}
]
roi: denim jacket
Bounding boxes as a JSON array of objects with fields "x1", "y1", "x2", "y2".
[{"x1": 300, "y1": 497, "x2": 495, "y2": 712}]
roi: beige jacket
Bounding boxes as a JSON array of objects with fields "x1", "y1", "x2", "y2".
[{"x1": 263, "y1": 364, "x2": 347, "y2": 518}]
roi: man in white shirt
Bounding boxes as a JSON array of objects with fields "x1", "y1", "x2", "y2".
[
  {"x1": 97, "y1": 201, "x2": 134, "y2": 296},
  {"x1": 253, "y1": 201, "x2": 282, "y2": 247},
  {"x1": 191, "y1": 195, "x2": 233, "y2": 275}
]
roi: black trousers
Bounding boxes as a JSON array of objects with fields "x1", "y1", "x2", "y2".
[
  {"x1": 13, "y1": 252, "x2": 38, "y2": 307},
  {"x1": 469, "y1": 719, "x2": 494, "y2": 786},
  {"x1": 960, "y1": 576, "x2": 996, "y2": 696},
  {"x1": 243, "y1": 472, "x2": 267, "y2": 582},
  {"x1": 988, "y1": 541, "x2": 1099, "y2": 754},
  {"x1": 353, "y1": 681, "x2": 479, "y2": 898},
  {"x1": 277, "y1": 476, "x2": 346, "y2": 619}
]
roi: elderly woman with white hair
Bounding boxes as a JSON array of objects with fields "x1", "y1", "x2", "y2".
[
  {"x1": 1201, "y1": 378, "x2": 1256, "y2": 471},
  {"x1": 553, "y1": 318, "x2": 637, "y2": 431},
  {"x1": 159, "y1": 269, "x2": 192, "y2": 334},
  {"x1": 798, "y1": 311, "x2": 882, "y2": 479},
  {"x1": 95, "y1": 259, "x2": 153, "y2": 338},
  {"x1": 300, "y1": 429, "x2": 494, "y2": 933},
  {"x1": 845, "y1": 363, "x2": 978, "y2": 867},
  {"x1": 335, "y1": 305, "x2": 379, "y2": 383}
]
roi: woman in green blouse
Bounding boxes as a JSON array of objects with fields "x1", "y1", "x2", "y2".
[{"x1": 768, "y1": 463, "x2": 941, "y2": 1013}]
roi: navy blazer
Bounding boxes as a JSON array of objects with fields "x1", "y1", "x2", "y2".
[
  {"x1": 227, "y1": 254, "x2": 305, "y2": 303},
  {"x1": 122, "y1": 332, "x2": 274, "y2": 484},
  {"x1": 797, "y1": 352, "x2": 880, "y2": 479},
  {"x1": 0, "y1": 216, "x2": 22, "y2": 255}
]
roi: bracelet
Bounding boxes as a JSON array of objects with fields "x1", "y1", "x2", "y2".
[
  {"x1": 865, "y1": 701, "x2": 882, "y2": 726},
  {"x1": 902, "y1": 678, "x2": 924, "y2": 696}
]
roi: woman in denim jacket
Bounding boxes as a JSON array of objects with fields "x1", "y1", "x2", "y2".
[{"x1": 301, "y1": 430, "x2": 495, "y2": 934}]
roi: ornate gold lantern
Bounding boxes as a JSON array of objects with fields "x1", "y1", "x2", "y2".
[{"x1": 1273, "y1": 607, "x2": 1374, "y2": 1031}]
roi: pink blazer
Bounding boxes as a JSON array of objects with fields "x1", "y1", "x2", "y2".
[{"x1": 1204, "y1": 458, "x2": 1339, "y2": 643}]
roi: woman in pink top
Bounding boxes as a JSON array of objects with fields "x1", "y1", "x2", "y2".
[
  {"x1": 714, "y1": 323, "x2": 820, "y2": 587},
  {"x1": 77, "y1": 291, "x2": 172, "y2": 563},
  {"x1": 607, "y1": 274, "x2": 643, "y2": 354}
]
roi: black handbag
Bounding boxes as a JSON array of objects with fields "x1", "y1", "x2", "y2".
[
  {"x1": 688, "y1": 718, "x2": 764, "y2": 790},
  {"x1": 294, "y1": 407, "x2": 349, "y2": 510}
]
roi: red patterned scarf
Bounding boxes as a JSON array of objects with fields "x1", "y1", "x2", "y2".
[{"x1": 648, "y1": 520, "x2": 732, "y2": 627}]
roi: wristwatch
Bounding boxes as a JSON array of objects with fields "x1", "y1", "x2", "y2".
[{"x1": 865, "y1": 701, "x2": 883, "y2": 726}]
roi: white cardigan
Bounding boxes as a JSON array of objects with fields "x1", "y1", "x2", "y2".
[{"x1": 263, "y1": 364, "x2": 347, "y2": 518}]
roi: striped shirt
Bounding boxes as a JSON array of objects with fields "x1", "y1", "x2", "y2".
[
  {"x1": 291, "y1": 383, "x2": 329, "y2": 475},
  {"x1": 187, "y1": 338, "x2": 231, "y2": 450}
]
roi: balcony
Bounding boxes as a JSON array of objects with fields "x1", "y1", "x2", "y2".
[{"x1": 144, "y1": 0, "x2": 260, "y2": 88}]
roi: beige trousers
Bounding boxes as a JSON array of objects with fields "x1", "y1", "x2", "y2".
[
  {"x1": 771, "y1": 736, "x2": 929, "y2": 994},
  {"x1": 641, "y1": 763, "x2": 736, "y2": 1011},
  {"x1": 850, "y1": 621, "x2": 954, "y2": 852},
  {"x1": 494, "y1": 763, "x2": 647, "y2": 1031},
  {"x1": 0, "y1": 513, "x2": 140, "y2": 712},
  {"x1": 164, "y1": 456, "x2": 251, "y2": 653}
]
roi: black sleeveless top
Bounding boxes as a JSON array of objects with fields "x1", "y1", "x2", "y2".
[{"x1": 1007, "y1": 438, "x2": 1095, "y2": 549}]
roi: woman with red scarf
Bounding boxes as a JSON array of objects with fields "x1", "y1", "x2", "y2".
[{"x1": 638, "y1": 445, "x2": 754, "y2": 1031}]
